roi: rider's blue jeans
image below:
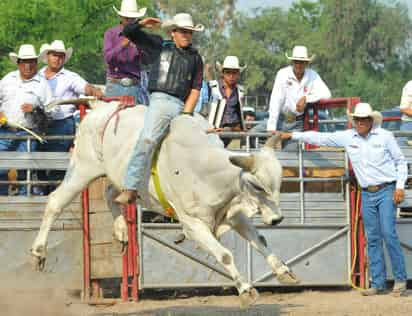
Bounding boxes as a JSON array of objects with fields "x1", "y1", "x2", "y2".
[{"x1": 124, "y1": 92, "x2": 184, "y2": 190}]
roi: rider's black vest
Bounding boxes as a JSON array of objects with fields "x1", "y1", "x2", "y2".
[{"x1": 149, "y1": 42, "x2": 201, "y2": 101}]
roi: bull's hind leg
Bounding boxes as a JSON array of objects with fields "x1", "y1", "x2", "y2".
[
  {"x1": 230, "y1": 212, "x2": 300, "y2": 284},
  {"x1": 31, "y1": 160, "x2": 103, "y2": 270},
  {"x1": 182, "y1": 217, "x2": 259, "y2": 308}
]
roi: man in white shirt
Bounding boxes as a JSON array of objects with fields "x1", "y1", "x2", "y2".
[
  {"x1": 399, "y1": 81, "x2": 412, "y2": 146},
  {"x1": 266, "y1": 46, "x2": 331, "y2": 148},
  {"x1": 0, "y1": 44, "x2": 51, "y2": 195},
  {"x1": 37, "y1": 40, "x2": 102, "y2": 194}
]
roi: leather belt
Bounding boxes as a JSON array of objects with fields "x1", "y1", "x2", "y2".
[
  {"x1": 362, "y1": 181, "x2": 396, "y2": 193},
  {"x1": 282, "y1": 112, "x2": 304, "y2": 123},
  {"x1": 107, "y1": 77, "x2": 139, "y2": 87}
]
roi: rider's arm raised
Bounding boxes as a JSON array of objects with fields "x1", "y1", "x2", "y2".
[{"x1": 123, "y1": 20, "x2": 163, "y2": 64}]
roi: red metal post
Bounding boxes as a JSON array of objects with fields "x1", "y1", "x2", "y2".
[
  {"x1": 129, "y1": 203, "x2": 138, "y2": 301},
  {"x1": 122, "y1": 206, "x2": 129, "y2": 301},
  {"x1": 80, "y1": 104, "x2": 91, "y2": 301}
]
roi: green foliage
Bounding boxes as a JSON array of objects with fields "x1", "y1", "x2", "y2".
[
  {"x1": 226, "y1": 0, "x2": 412, "y2": 109},
  {"x1": 0, "y1": 0, "x2": 153, "y2": 83},
  {"x1": 0, "y1": 0, "x2": 411, "y2": 109}
]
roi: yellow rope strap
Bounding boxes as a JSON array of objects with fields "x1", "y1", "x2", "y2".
[{"x1": 151, "y1": 144, "x2": 176, "y2": 219}]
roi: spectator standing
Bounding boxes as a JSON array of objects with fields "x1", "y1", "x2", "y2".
[
  {"x1": 0, "y1": 44, "x2": 51, "y2": 195},
  {"x1": 104, "y1": 0, "x2": 149, "y2": 105},
  {"x1": 399, "y1": 80, "x2": 412, "y2": 146},
  {"x1": 282, "y1": 103, "x2": 408, "y2": 296},
  {"x1": 37, "y1": 40, "x2": 102, "y2": 194}
]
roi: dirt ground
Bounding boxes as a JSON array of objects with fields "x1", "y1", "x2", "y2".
[{"x1": 1, "y1": 285, "x2": 412, "y2": 316}]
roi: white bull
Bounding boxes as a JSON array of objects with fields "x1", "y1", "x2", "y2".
[{"x1": 31, "y1": 101, "x2": 299, "y2": 307}]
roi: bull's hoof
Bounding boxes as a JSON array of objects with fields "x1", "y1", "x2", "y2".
[
  {"x1": 30, "y1": 254, "x2": 46, "y2": 272},
  {"x1": 115, "y1": 190, "x2": 138, "y2": 205},
  {"x1": 174, "y1": 232, "x2": 186, "y2": 244},
  {"x1": 277, "y1": 270, "x2": 300, "y2": 285},
  {"x1": 239, "y1": 287, "x2": 259, "y2": 309}
]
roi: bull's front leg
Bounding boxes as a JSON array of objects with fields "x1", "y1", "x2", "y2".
[
  {"x1": 31, "y1": 191, "x2": 65, "y2": 271},
  {"x1": 181, "y1": 217, "x2": 259, "y2": 308},
  {"x1": 230, "y1": 212, "x2": 300, "y2": 284}
]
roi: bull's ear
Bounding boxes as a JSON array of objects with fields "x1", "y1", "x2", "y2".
[
  {"x1": 229, "y1": 155, "x2": 255, "y2": 172},
  {"x1": 264, "y1": 133, "x2": 281, "y2": 150}
]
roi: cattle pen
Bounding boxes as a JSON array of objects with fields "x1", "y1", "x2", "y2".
[{"x1": 0, "y1": 98, "x2": 411, "y2": 303}]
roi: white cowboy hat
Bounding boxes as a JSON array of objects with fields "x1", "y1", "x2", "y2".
[
  {"x1": 113, "y1": 0, "x2": 146, "y2": 18},
  {"x1": 162, "y1": 13, "x2": 204, "y2": 32},
  {"x1": 285, "y1": 45, "x2": 315, "y2": 62},
  {"x1": 349, "y1": 103, "x2": 383, "y2": 126},
  {"x1": 40, "y1": 40, "x2": 73, "y2": 64},
  {"x1": 216, "y1": 56, "x2": 247, "y2": 73},
  {"x1": 9, "y1": 44, "x2": 39, "y2": 64}
]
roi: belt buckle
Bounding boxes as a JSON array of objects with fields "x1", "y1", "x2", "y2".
[
  {"x1": 367, "y1": 185, "x2": 380, "y2": 193},
  {"x1": 120, "y1": 78, "x2": 134, "y2": 87},
  {"x1": 284, "y1": 112, "x2": 296, "y2": 123}
]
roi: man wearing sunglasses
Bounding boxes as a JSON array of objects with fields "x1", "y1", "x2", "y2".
[
  {"x1": 281, "y1": 102, "x2": 408, "y2": 296},
  {"x1": 116, "y1": 13, "x2": 204, "y2": 203}
]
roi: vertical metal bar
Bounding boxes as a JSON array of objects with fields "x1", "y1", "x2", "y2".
[
  {"x1": 298, "y1": 142, "x2": 305, "y2": 224},
  {"x1": 130, "y1": 203, "x2": 138, "y2": 301},
  {"x1": 26, "y1": 137, "x2": 32, "y2": 196},
  {"x1": 247, "y1": 239, "x2": 252, "y2": 285},
  {"x1": 122, "y1": 206, "x2": 129, "y2": 301},
  {"x1": 246, "y1": 135, "x2": 250, "y2": 153},
  {"x1": 137, "y1": 204, "x2": 143, "y2": 290},
  {"x1": 345, "y1": 152, "x2": 352, "y2": 285},
  {"x1": 79, "y1": 103, "x2": 91, "y2": 301},
  {"x1": 82, "y1": 189, "x2": 91, "y2": 301}
]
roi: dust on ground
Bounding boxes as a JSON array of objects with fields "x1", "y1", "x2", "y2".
[{"x1": 2, "y1": 283, "x2": 412, "y2": 316}]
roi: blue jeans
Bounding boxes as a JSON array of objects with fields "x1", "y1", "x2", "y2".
[
  {"x1": 361, "y1": 184, "x2": 407, "y2": 289},
  {"x1": 105, "y1": 80, "x2": 149, "y2": 106},
  {"x1": 399, "y1": 120, "x2": 412, "y2": 146},
  {"x1": 0, "y1": 129, "x2": 38, "y2": 195},
  {"x1": 124, "y1": 92, "x2": 184, "y2": 190}
]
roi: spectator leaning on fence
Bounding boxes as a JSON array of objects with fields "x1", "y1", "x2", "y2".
[
  {"x1": 399, "y1": 80, "x2": 412, "y2": 146},
  {"x1": 281, "y1": 102, "x2": 408, "y2": 296},
  {"x1": 116, "y1": 13, "x2": 204, "y2": 204},
  {"x1": 208, "y1": 56, "x2": 247, "y2": 134},
  {"x1": 103, "y1": 0, "x2": 150, "y2": 105},
  {"x1": 0, "y1": 44, "x2": 51, "y2": 196},
  {"x1": 265, "y1": 46, "x2": 331, "y2": 148},
  {"x1": 36, "y1": 40, "x2": 102, "y2": 194}
]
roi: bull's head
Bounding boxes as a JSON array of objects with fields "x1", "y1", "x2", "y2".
[{"x1": 229, "y1": 134, "x2": 283, "y2": 225}]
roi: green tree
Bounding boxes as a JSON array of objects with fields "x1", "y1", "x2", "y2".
[{"x1": 0, "y1": 0, "x2": 153, "y2": 83}]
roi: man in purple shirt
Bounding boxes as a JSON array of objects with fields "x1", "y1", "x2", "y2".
[{"x1": 103, "y1": 0, "x2": 149, "y2": 105}]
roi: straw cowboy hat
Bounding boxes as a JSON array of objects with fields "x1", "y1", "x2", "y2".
[
  {"x1": 113, "y1": 0, "x2": 146, "y2": 18},
  {"x1": 349, "y1": 103, "x2": 383, "y2": 126},
  {"x1": 216, "y1": 56, "x2": 247, "y2": 73},
  {"x1": 162, "y1": 13, "x2": 204, "y2": 32},
  {"x1": 285, "y1": 45, "x2": 315, "y2": 62},
  {"x1": 39, "y1": 40, "x2": 73, "y2": 64},
  {"x1": 9, "y1": 44, "x2": 39, "y2": 64}
]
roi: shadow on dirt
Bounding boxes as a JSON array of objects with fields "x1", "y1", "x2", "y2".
[{"x1": 92, "y1": 303, "x2": 285, "y2": 316}]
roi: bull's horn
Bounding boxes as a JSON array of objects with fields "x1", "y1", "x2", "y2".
[
  {"x1": 264, "y1": 133, "x2": 281, "y2": 149},
  {"x1": 229, "y1": 155, "x2": 255, "y2": 172},
  {"x1": 45, "y1": 98, "x2": 93, "y2": 111}
]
